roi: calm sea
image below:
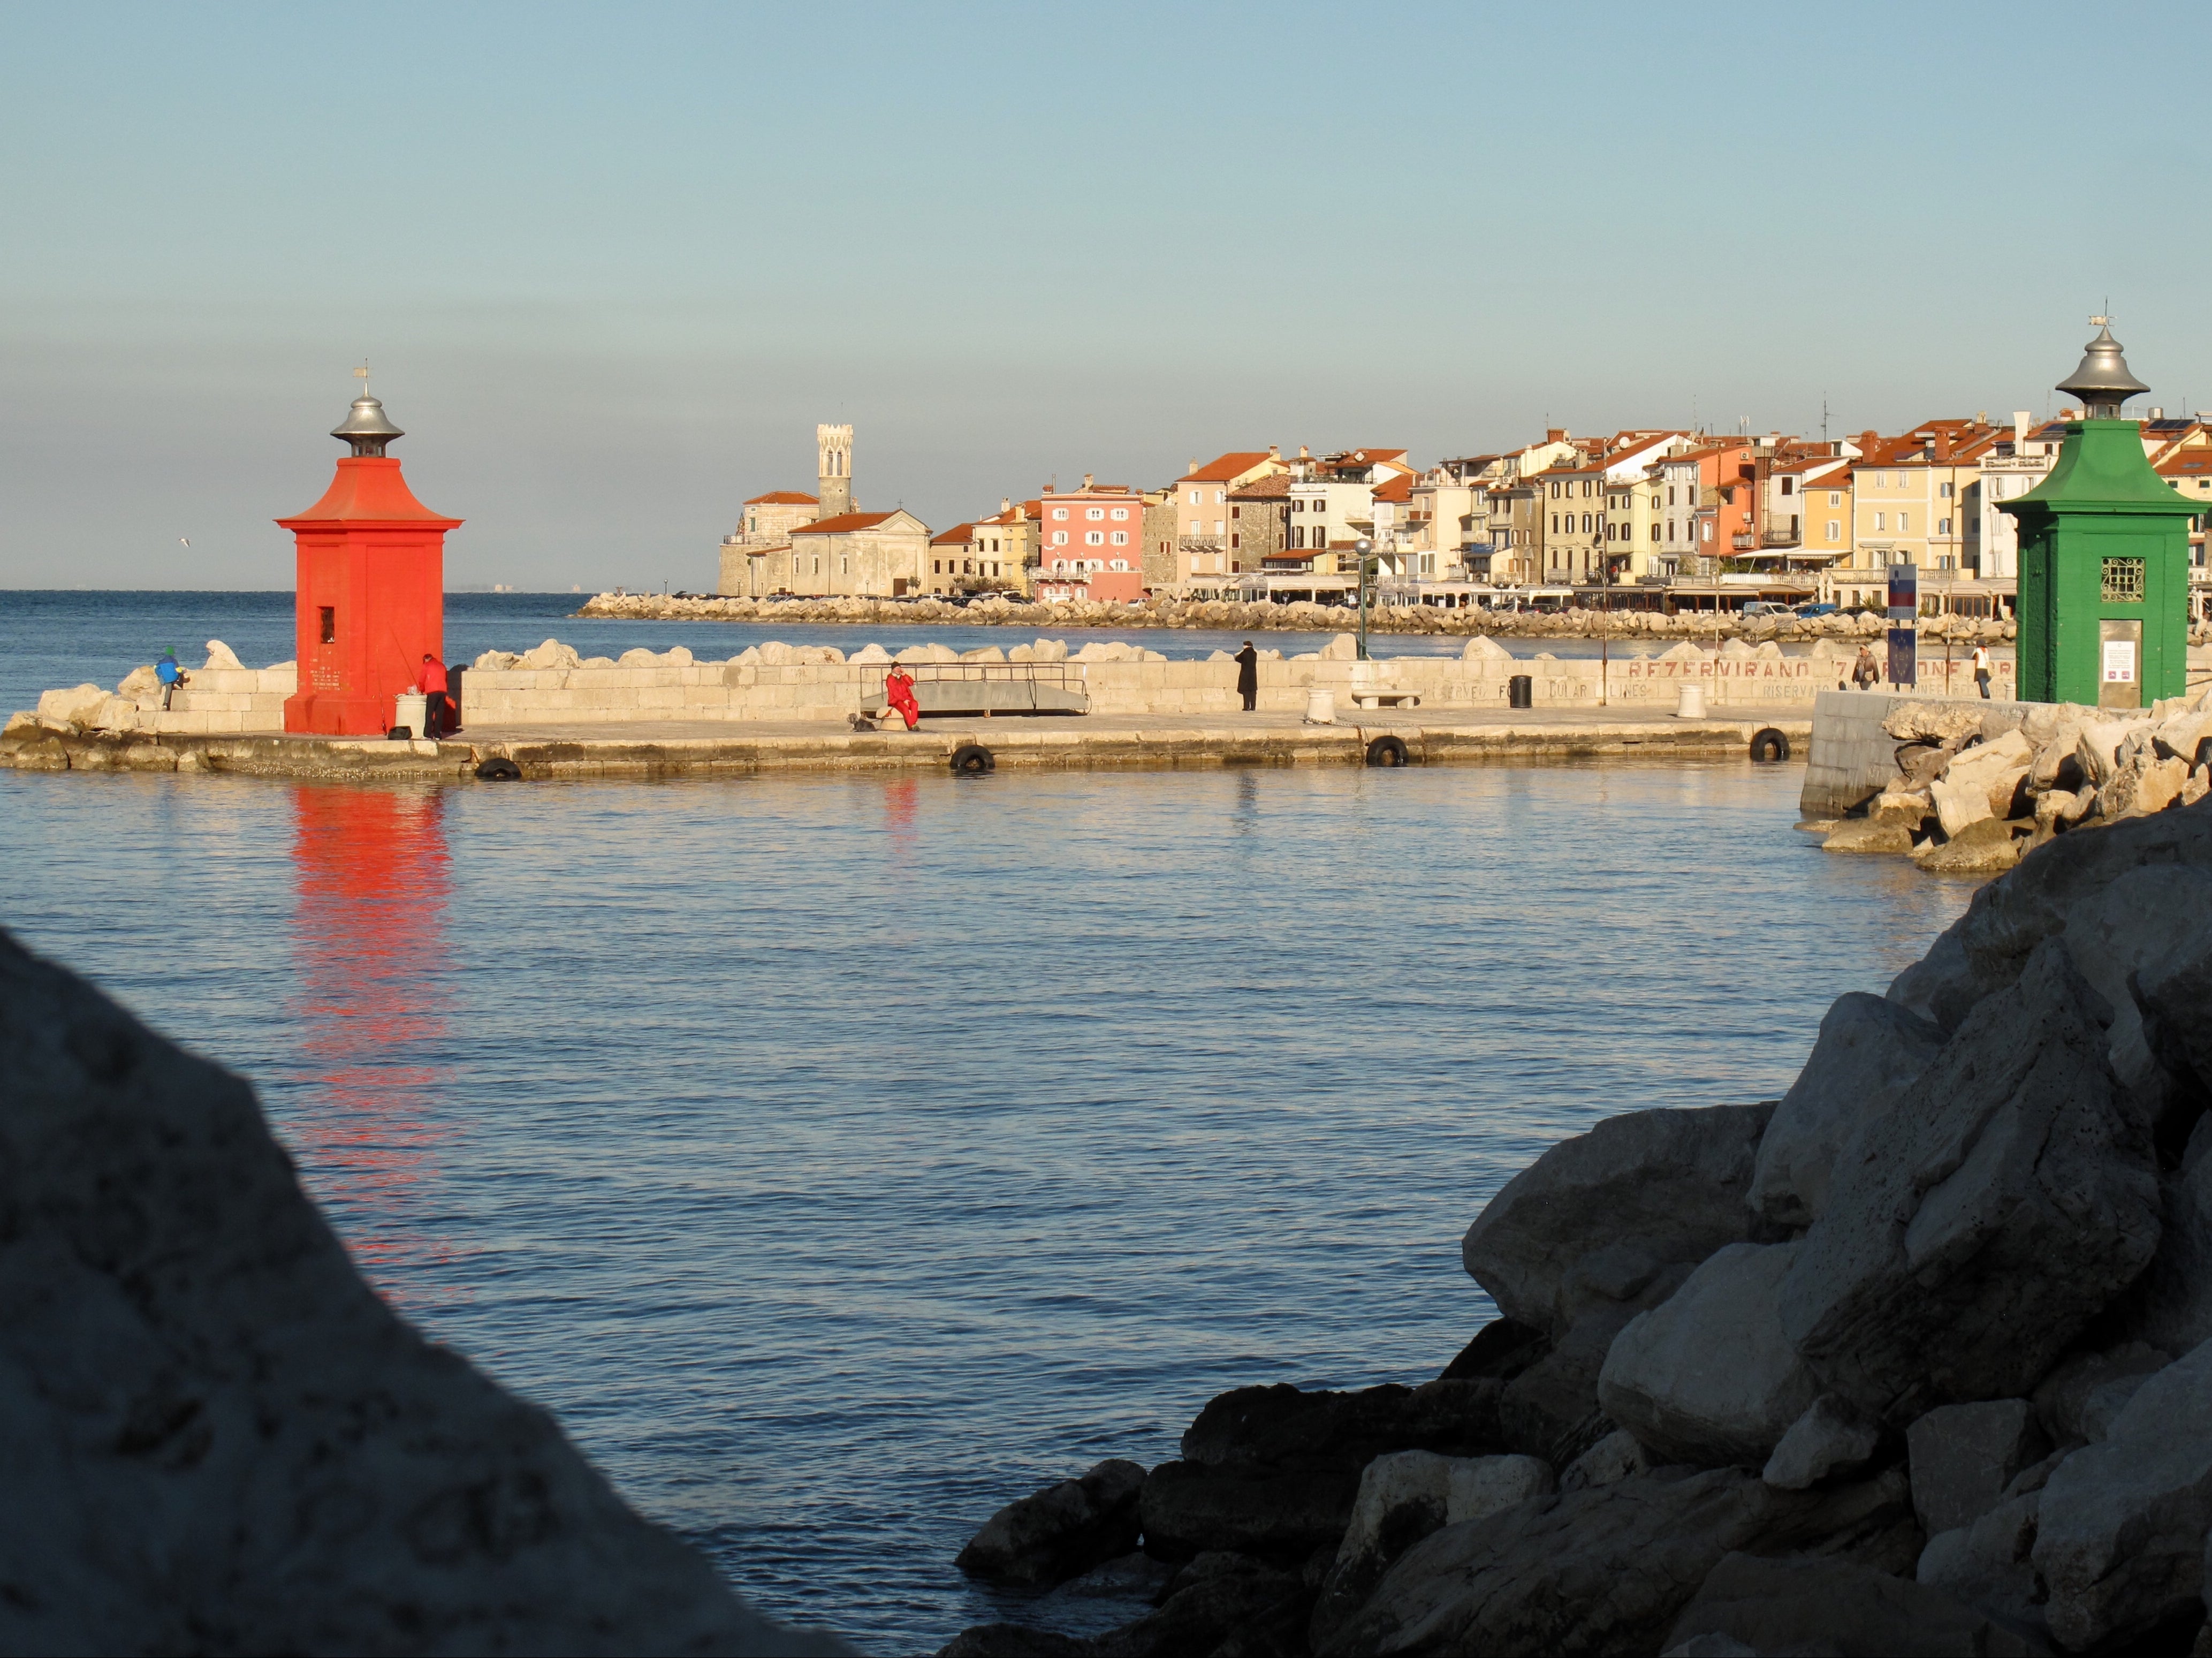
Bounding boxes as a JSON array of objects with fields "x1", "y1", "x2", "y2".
[{"x1": 0, "y1": 594, "x2": 1975, "y2": 1653}]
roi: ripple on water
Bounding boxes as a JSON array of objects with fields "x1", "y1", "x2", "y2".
[{"x1": 0, "y1": 761, "x2": 1969, "y2": 1653}]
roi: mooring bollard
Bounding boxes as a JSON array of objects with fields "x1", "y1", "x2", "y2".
[
  {"x1": 1675, "y1": 684, "x2": 1707, "y2": 720},
  {"x1": 1304, "y1": 689, "x2": 1335, "y2": 725}
]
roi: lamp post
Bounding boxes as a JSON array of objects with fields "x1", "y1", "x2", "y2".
[{"x1": 1354, "y1": 535, "x2": 1374, "y2": 660}]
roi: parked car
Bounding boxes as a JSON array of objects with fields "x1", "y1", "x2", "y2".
[
  {"x1": 1739, "y1": 601, "x2": 1792, "y2": 618},
  {"x1": 1792, "y1": 602, "x2": 1839, "y2": 617}
]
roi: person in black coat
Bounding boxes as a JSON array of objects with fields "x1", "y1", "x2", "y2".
[{"x1": 1234, "y1": 640, "x2": 1259, "y2": 711}]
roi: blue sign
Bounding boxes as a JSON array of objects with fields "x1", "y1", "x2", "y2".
[{"x1": 1886, "y1": 565, "x2": 1918, "y2": 687}]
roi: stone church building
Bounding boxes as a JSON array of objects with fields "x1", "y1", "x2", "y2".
[{"x1": 717, "y1": 425, "x2": 931, "y2": 598}]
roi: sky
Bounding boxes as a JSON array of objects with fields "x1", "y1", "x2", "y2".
[{"x1": 4, "y1": 1, "x2": 2211, "y2": 590}]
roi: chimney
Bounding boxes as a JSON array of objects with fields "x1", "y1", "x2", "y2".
[
  {"x1": 2013, "y1": 410, "x2": 2030, "y2": 443},
  {"x1": 1546, "y1": 428, "x2": 1567, "y2": 443},
  {"x1": 1934, "y1": 433, "x2": 1950, "y2": 461},
  {"x1": 1187, "y1": 458, "x2": 1199, "y2": 475},
  {"x1": 1083, "y1": 473, "x2": 1094, "y2": 490},
  {"x1": 1042, "y1": 481, "x2": 1054, "y2": 495},
  {"x1": 1268, "y1": 443, "x2": 1281, "y2": 458},
  {"x1": 1000, "y1": 497, "x2": 1012, "y2": 514},
  {"x1": 2152, "y1": 407, "x2": 2164, "y2": 420},
  {"x1": 1976, "y1": 410, "x2": 1989, "y2": 426}
]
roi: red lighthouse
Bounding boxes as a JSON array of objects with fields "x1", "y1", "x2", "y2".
[{"x1": 279, "y1": 391, "x2": 461, "y2": 736}]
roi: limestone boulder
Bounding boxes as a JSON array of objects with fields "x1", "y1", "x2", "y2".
[
  {"x1": 201, "y1": 639, "x2": 243, "y2": 669},
  {"x1": 1461, "y1": 636, "x2": 1514, "y2": 662},
  {"x1": 2034, "y1": 1337, "x2": 2212, "y2": 1651},
  {"x1": 1781, "y1": 940, "x2": 2161, "y2": 1424},
  {"x1": 0, "y1": 930, "x2": 844, "y2": 1655},
  {"x1": 1912, "y1": 816, "x2": 2021, "y2": 874},
  {"x1": 1905, "y1": 1399, "x2": 2048, "y2": 1535},
  {"x1": 1316, "y1": 1466, "x2": 1911, "y2": 1658},
  {"x1": 664, "y1": 645, "x2": 694, "y2": 665},
  {"x1": 1599, "y1": 1242, "x2": 1819, "y2": 1468},
  {"x1": 1461, "y1": 1103, "x2": 1776, "y2": 1342},
  {"x1": 1750, "y1": 992, "x2": 1945, "y2": 1228},
  {"x1": 1885, "y1": 792, "x2": 2212, "y2": 1035},
  {"x1": 1884, "y1": 702, "x2": 1986, "y2": 744},
  {"x1": 1321, "y1": 633, "x2": 1358, "y2": 660},
  {"x1": 518, "y1": 638, "x2": 581, "y2": 670},
  {"x1": 1495, "y1": 1308, "x2": 1626, "y2": 1466},
  {"x1": 2154, "y1": 709, "x2": 2212, "y2": 768},
  {"x1": 1665, "y1": 1553, "x2": 2049, "y2": 1658},
  {"x1": 1308, "y1": 1452, "x2": 1553, "y2": 1650},
  {"x1": 117, "y1": 664, "x2": 159, "y2": 697},
  {"x1": 1760, "y1": 1396, "x2": 1884, "y2": 1491},
  {"x1": 35, "y1": 683, "x2": 108, "y2": 726},
  {"x1": 1561, "y1": 1428, "x2": 1653, "y2": 1492},
  {"x1": 2033, "y1": 1342, "x2": 2172, "y2": 1445},
  {"x1": 1821, "y1": 817, "x2": 1913, "y2": 854},
  {"x1": 473, "y1": 650, "x2": 522, "y2": 670},
  {"x1": 1915, "y1": 1492, "x2": 2047, "y2": 1646},
  {"x1": 617, "y1": 647, "x2": 659, "y2": 667},
  {"x1": 955, "y1": 1459, "x2": 1146, "y2": 1587}
]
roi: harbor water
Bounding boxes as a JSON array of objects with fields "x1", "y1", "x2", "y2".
[{"x1": 0, "y1": 731, "x2": 1974, "y2": 1651}]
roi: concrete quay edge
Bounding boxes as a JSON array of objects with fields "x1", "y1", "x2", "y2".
[{"x1": 2, "y1": 711, "x2": 1812, "y2": 782}]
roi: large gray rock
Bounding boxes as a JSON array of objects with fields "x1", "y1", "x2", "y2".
[
  {"x1": 1137, "y1": 1457, "x2": 1360, "y2": 1565},
  {"x1": 1780, "y1": 939, "x2": 2162, "y2": 1424},
  {"x1": 2034, "y1": 1337, "x2": 2212, "y2": 1651},
  {"x1": 1308, "y1": 1452, "x2": 1553, "y2": 1651},
  {"x1": 1461, "y1": 1103, "x2": 1776, "y2": 1343},
  {"x1": 1760, "y1": 1396, "x2": 1883, "y2": 1491},
  {"x1": 1316, "y1": 1467, "x2": 1912, "y2": 1658},
  {"x1": 1886, "y1": 796, "x2": 2212, "y2": 1035},
  {"x1": 1905, "y1": 1399, "x2": 2048, "y2": 1535},
  {"x1": 0, "y1": 930, "x2": 844, "y2": 1654},
  {"x1": 1494, "y1": 1306, "x2": 1627, "y2": 1467},
  {"x1": 955, "y1": 1459, "x2": 1147, "y2": 1587},
  {"x1": 1666, "y1": 1552, "x2": 2049, "y2": 1657},
  {"x1": 1598, "y1": 1242, "x2": 1819, "y2": 1467},
  {"x1": 1750, "y1": 994, "x2": 1946, "y2": 1228},
  {"x1": 1917, "y1": 1490, "x2": 2047, "y2": 1644},
  {"x1": 2032, "y1": 1341, "x2": 2172, "y2": 1445}
]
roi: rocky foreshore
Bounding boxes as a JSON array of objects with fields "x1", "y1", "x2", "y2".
[
  {"x1": 1821, "y1": 688, "x2": 2212, "y2": 877},
  {"x1": 579, "y1": 590, "x2": 2077, "y2": 646},
  {"x1": 941, "y1": 795, "x2": 2212, "y2": 1657}
]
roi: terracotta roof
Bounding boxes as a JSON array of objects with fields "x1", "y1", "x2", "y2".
[
  {"x1": 931, "y1": 522, "x2": 976, "y2": 546},
  {"x1": 2156, "y1": 452, "x2": 2212, "y2": 474},
  {"x1": 1372, "y1": 474, "x2": 1414, "y2": 502},
  {"x1": 1177, "y1": 451, "x2": 1279, "y2": 484},
  {"x1": 745, "y1": 490, "x2": 819, "y2": 506},
  {"x1": 1230, "y1": 474, "x2": 1292, "y2": 499},
  {"x1": 792, "y1": 511, "x2": 900, "y2": 536}
]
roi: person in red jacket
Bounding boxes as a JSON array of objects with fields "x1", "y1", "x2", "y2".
[
  {"x1": 415, "y1": 654, "x2": 451, "y2": 740},
  {"x1": 881, "y1": 664, "x2": 921, "y2": 730}
]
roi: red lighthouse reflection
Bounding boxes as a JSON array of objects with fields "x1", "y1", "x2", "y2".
[{"x1": 288, "y1": 783, "x2": 460, "y2": 1301}]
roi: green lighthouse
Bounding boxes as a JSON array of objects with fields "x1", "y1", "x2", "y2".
[{"x1": 1999, "y1": 321, "x2": 2197, "y2": 708}]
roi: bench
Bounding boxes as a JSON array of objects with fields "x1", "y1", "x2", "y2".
[{"x1": 861, "y1": 663, "x2": 1091, "y2": 720}]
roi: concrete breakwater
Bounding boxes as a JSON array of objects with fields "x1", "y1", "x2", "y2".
[
  {"x1": 580, "y1": 588, "x2": 2069, "y2": 646},
  {"x1": 942, "y1": 798, "x2": 2212, "y2": 1657},
  {"x1": 0, "y1": 928, "x2": 849, "y2": 1654},
  {"x1": 16, "y1": 633, "x2": 1967, "y2": 747}
]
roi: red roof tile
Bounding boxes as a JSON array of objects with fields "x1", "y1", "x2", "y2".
[
  {"x1": 792, "y1": 511, "x2": 901, "y2": 536},
  {"x1": 745, "y1": 490, "x2": 819, "y2": 506}
]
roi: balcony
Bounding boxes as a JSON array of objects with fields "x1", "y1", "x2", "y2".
[{"x1": 1762, "y1": 529, "x2": 1800, "y2": 549}]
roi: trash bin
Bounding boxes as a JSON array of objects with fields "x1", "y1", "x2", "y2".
[
  {"x1": 1507, "y1": 674, "x2": 1532, "y2": 709},
  {"x1": 1675, "y1": 684, "x2": 1707, "y2": 719},
  {"x1": 1304, "y1": 688, "x2": 1336, "y2": 725},
  {"x1": 394, "y1": 691, "x2": 428, "y2": 739}
]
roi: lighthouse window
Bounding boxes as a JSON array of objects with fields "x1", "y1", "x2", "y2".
[
  {"x1": 2102, "y1": 557, "x2": 2146, "y2": 604},
  {"x1": 317, "y1": 606, "x2": 335, "y2": 645}
]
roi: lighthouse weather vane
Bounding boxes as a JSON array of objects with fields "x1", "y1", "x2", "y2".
[{"x1": 354, "y1": 361, "x2": 371, "y2": 393}]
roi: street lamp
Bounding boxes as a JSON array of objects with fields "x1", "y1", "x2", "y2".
[{"x1": 1354, "y1": 536, "x2": 1374, "y2": 660}]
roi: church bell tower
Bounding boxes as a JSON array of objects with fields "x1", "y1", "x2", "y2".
[{"x1": 817, "y1": 423, "x2": 853, "y2": 519}]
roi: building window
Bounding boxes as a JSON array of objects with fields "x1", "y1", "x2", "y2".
[
  {"x1": 1052, "y1": 508, "x2": 1068, "y2": 520},
  {"x1": 317, "y1": 605, "x2": 335, "y2": 644},
  {"x1": 1780, "y1": 476, "x2": 1795, "y2": 495},
  {"x1": 1086, "y1": 507, "x2": 1105, "y2": 520},
  {"x1": 1110, "y1": 531, "x2": 1128, "y2": 546},
  {"x1": 1109, "y1": 559, "x2": 1129, "y2": 571},
  {"x1": 1109, "y1": 507, "x2": 1128, "y2": 520},
  {"x1": 1940, "y1": 482, "x2": 1954, "y2": 498},
  {"x1": 1898, "y1": 512, "x2": 1909, "y2": 533},
  {"x1": 1650, "y1": 524, "x2": 1660, "y2": 542},
  {"x1": 1230, "y1": 534, "x2": 1240, "y2": 549},
  {"x1": 1085, "y1": 531, "x2": 1104, "y2": 546},
  {"x1": 1826, "y1": 520, "x2": 1841, "y2": 542},
  {"x1": 1874, "y1": 512, "x2": 1886, "y2": 531},
  {"x1": 1829, "y1": 491, "x2": 1842, "y2": 507},
  {"x1": 1053, "y1": 531, "x2": 1068, "y2": 545},
  {"x1": 1214, "y1": 490, "x2": 1225, "y2": 504},
  {"x1": 1938, "y1": 517, "x2": 1951, "y2": 535},
  {"x1": 933, "y1": 559, "x2": 942, "y2": 573},
  {"x1": 2102, "y1": 557, "x2": 2146, "y2": 603},
  {"x1": 1189, "y1": 489, "x2": 1200, "y2": 504}
]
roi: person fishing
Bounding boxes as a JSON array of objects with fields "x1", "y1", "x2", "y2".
[
  {"x1": 156, "y1": 649, "x2": 188, "y2": 711},
  {"x1": 1234, "y1": 639, "x2": 1259, "y2": 712},
  {"x1": 415, "y1": 654, "x2": 451, "y2": 739}
]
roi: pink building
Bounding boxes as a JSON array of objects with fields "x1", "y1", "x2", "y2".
[{"x1": 1037, "y1": 476, "x2": 1145, "y2": 602}]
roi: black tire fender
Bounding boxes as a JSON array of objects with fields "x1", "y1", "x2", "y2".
[
  {"x1": 474, "y1": 756, "x2": 524, "y2": 781},
  {"x1": 950, "y1": 743, "x2": 995, "y2": 776},
  {"x1": 1365, "y1": 734, "x2": 1410, "y2": 768},
  {"x1": 1749, "y1": 728, "x2": 1790, "y2": 763}
]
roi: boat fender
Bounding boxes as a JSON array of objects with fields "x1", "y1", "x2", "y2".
[
  {"x1": 950, "y1": 743, "x2": 995, "y2": 776},
  {"x1": 474, "y1": 756, "x2": 524, "y2": 781},
  {"x1": 1749, "y1": 728, "x2": 1790, "y2": 763},
  {"x1": 1365, "y1": 734, "x2": 1410, "y2": 768}
]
